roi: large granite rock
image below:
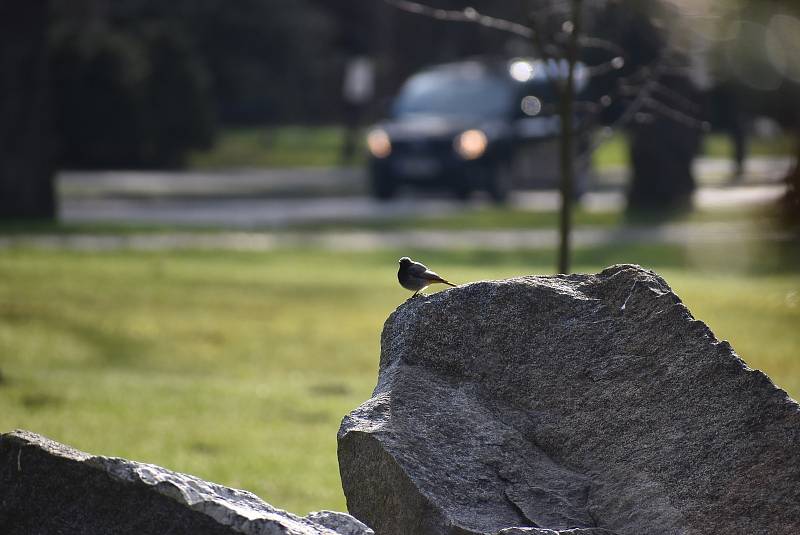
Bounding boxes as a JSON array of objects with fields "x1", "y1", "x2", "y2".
[
  {"x1": 338, "y1": 264, "x2": 800, "y2": 535},
  {"x1": 0, "y1": 430, "x2": 372, "y2": 535}
]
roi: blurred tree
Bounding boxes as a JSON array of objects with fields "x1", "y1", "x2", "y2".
[
  {"x1": 523, "y1": 0, "x2": 586, "y2": 273},
  {"x1": 51, "y1": 0, "x2": 339, "y2": 168},
  {"x1": 711, "y1": 0, "x2": 800, "y2": 227},
  {"x1": 382, "y1": 0, "x2": 705, "y2": 272},
  {"x1": 142, "y1": 24, "x2": 215, "y2": 166},
  {"x1": 51, "y1": 23, "x2": 151, "y2": 167},
  {"x1": 314, "y1": 0, "x2": 525, "y2": 119},
  {"x1": 51, "y1": 0, "x2": 215, "y2": 168},
  {"x1": 587, "y1": 0, "x2": 705, "y2": 214},
  {"x1": 163, "y1": 0, "x2": 338, "y2": 124},
  {"x1": 2, "y1": 0, "x2": 348, "y2": 203},
  {"x1": 0, "y1": 0, "x2": 56, "y2": 220}
]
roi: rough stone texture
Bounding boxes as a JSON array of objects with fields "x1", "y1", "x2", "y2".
[
  {"x1": 306, "y1": 511, "x2": 375, "y2": 535},
  {"x1": 338, "y1": 264, "x2": 800, "y2": 535},
  {"x1": 0, "y1": 430, "x2": 373, "y2": 535}
]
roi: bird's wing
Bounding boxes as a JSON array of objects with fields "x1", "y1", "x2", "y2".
[
  {"x1": 407, "y1": 261, "x2": 430, "y2": 276},
  {"x1": 421, "y1": 269, "x2": 447, "y2": 282}
]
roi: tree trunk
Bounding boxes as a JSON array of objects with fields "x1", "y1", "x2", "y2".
[
  {"x1": 626, "y1": 75, "x2": 702, "y2": 214},
  {"x1": 557, "y1": 0, "x2": 582, "y2": 274},
  {"x1": 782, "y1": 133, "x2": 800, "y2": 230},
  {"x1": 0, "y1": 0, "x2": 56, "y2": 221},
  {"x1": 627, "y1": 119, "x2": 701, "y2": 213}
]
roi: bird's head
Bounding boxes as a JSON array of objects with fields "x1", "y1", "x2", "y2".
[{"x1": 399, "y1": 257, "x2": 412, "y2": 266}]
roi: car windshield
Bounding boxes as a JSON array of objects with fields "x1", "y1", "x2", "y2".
[{"x1": 392, "y1": 64, "x2": 514, "y2": 119}]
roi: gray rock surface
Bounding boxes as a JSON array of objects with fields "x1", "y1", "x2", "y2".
[
  {"x1": 306, "y1": 511, "x2": 375, "y2": 535},
  {"x1": 338, "y1": 264, "x2": 800, "y2": 535},
  {"x1": 0, "y1": 430, "x2": 373, "y2": 535}
]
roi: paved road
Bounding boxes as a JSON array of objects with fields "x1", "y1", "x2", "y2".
[
  {"x1": 59, "y1": 184, "x2": 787, "y2": 228},
  {"x1": 57, "y1": 156, "x2": 792, "y2": 228},
  {"x1": 58, "y1": 167, "x2": 366, "y2": 199},
  {"x1": 58, "y1": 156, "x2": 792, "y2": 200},
  {"x1": 3, "y1": 156, "x2": 783, "y2": 252}
]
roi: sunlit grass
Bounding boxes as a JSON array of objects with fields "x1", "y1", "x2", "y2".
[
  {"x1": 188, "y1": 126, "x2": 359, "y2": 169},
  {"x1": 703, "y1": 133, "x2": 795, "y2": 159},
  {"x1": 296, "y1": 204, "x2": 770, "y2": 232},
  {"x1": 592, "y1": 132, "x2": 794, "y2": 169},
  {"x1": 0, "y1": 243, "x2": 798, "y2": 514}
]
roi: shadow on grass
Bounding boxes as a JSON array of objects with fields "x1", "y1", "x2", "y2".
[
  {"x1": 0, "y1": 303, "x2": 151, "y2": 368},
  {"x1": 20, "y1": 392, "x2": 65, "y2": 410}
]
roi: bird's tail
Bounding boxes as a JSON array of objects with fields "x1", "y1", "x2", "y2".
[{"x1": 426, "y1": 273, "x2": 457, "y2": 287}]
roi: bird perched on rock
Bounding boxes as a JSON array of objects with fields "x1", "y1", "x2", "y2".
[{"x1": 397, "y1": 257, "x2": 456, "y2": 297}]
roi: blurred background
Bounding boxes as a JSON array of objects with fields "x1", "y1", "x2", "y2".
[{"x1": 1, "y1": 0, "x2": 798, "y2": 515}]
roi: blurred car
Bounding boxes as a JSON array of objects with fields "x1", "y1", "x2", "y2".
[{"x1": 366, "y1": 57, "x2": 593, "y2": 202}]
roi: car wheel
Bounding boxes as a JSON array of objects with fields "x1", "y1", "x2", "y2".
[{"x1": 487, "y1": 163, "x2": 513, "y2": 204}]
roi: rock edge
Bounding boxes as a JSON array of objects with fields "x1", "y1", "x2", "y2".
[
  {"x1": 0, "y1": 429, "x2": 372, "y2": 535},
  {"x1": 339, "y1": 264, "x2": 800, "y2": 535}
]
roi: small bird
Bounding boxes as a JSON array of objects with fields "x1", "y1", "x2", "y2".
[{"x1": 397, "y1": 257, "x2": 456, "y2": 297}]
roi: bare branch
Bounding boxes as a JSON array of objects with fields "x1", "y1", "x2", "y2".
[
  {"x1": 386, "y1": 0, "x2": 628, "y2": 78},
  {"x1": 577, "y1": 35, "x2": 625, "y2": 56},
  {"x1": 524, "y1": 1, "x2": 565, "y2": 60},
  {"x1": 642, "y1": 96, "x2": 707, "y2": 130},
  {"x1": 523, "y1": 0, "x2": 569, "y2": 100},
  {"x1": 575, "y1": 65, "x2": 662, "y2": 166},
  {"x1": 576, "y1": 58, "x2": 708, "y2": 167},
  {"x1": 585, "y1": 57, "x2": 626, "y2": 77},
  {"x1": 650, "y1": 81, "x2": 703, "y2": 114},
  {"x1": 383, "y1": 0, "x2": 534, "y2": 38},
  {"x1": 382, "y1": 0, "x2": 707, "y2": 171}
]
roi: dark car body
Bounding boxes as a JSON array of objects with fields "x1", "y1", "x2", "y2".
[{"x1": 366, "y1": 58, "x2": 593, "y2": 201}]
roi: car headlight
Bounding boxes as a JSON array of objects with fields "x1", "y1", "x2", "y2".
[
  {"x1": 454, "y1": 129, "x2": 488, "y2": 160},
  {"x1": 366, "y1": 129, "x2": 392, "y2": 158}
]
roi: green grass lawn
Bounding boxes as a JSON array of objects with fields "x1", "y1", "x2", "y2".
[
  {"x1": 188, "y1": 126, "x2": 357, "y2": 169},
  {"x1": 1, "y1": 243, "x2": 798, "y2": 515},
  {"x1": 188, "y1": 125, "x2": 793, "y2": 170},
  {"x1": 295, "y1": 204, "x2": 771, "y2": 232},
  {"x1": 587, "y1": 132, "x2": 795, "y2": 170}
]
